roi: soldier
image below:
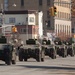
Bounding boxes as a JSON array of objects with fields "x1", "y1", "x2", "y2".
[
  {"x1": 32, "y1": 39, "x2": 39, "y2": 44},
  {"x1": 17, "y1": 39, "x2": 24, "y2": 50}
]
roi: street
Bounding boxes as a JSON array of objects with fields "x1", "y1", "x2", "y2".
[{"x1": 0, "y1": 56, "x2": 75, "y2": 75}]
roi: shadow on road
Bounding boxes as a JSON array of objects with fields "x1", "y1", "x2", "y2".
[{"x1": 17, "y1": 65, "x2": 75, "y2": 71}]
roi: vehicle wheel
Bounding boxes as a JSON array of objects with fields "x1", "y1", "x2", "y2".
[
  {"x1": 36, "y1": 57, "x2": 41, "y2": 62},
  {"x1": 41, "y1": 58, "x2": 44, "y2": 62},
  {"x1": 36, "y1": 51, "x2": 41, "y2": 62},
  {"x1": 70, "y1": 49, "x2": 74, "y2": 57},
  {"x1": 51, "y1": 49, "x2": 56, "y2": 59},
  {"x1": 35, "y1": 49, "x2": 41, "y2": 62},
  {"x1": 19, "y1": 52, "x2": 23, "y2": 61},
  {"x1": 19, "y1": 57, "x2": 23, "y2": 61},
  {"x1": 61, "y1": 48, "x2": 66, "y2": 58},
  {"x1": 5, "y1": 53, "x2": 12, "y2": 65},
  {"x1": 5, "y1": 60, "x2": 11, "y2": 65},
  {"x1": 12, "y1": 60, "x2": 16, "y2": 64},
  {"x1": 51, "y1": 55, "x2": 56, "y2": 59},
  {"x1": 62, "y1": 52, "x2": 65, "y2": 57},
  {"x1": 24, "y1": 58, "x2": 27, "y2": 61},
  {"x1": 41, "y1": 49, "x2": 45, "y2": 62}
]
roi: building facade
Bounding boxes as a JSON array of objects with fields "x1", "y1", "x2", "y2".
[
  {"x1": 0, "y1": 0, "x2": 72, "y2": 40},
  {"x1": 0, "y1": 0, "x2": 52, "y2": 35},
  {"x1": 71, "y1": 0, "x2": 75, "y2": 38},
  {"x1": 54, "y1": 0, "x2": 71, "y2": 40},
  {"x1": 0, "y1": 10, "x2": 43, "y2": 43}
]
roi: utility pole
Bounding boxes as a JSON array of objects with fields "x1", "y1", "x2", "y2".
[
  {"x1": 1, "y1": 3, "x2": 5, "y2": 36},
  {"x1": 0, "y1": 3, "x2": 16, "y2": 36}
]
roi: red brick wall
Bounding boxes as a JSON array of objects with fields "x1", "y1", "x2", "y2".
[{"x1": 16, "y1": 25, "x2": 38, "y2": 35}]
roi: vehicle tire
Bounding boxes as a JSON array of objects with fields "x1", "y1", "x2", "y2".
[
  {"x1": 41, "y1": 49, "x2": 45, "y2": 62},
  {"x1": 36, "y1": 50, "x2": 41, "y2": 62},
  {"x1": 5, "y1": 60, "x2": 11, "y2": 65},
  {"x1": 41, "y1": 58, "x2": 44, "y2": 62},
  {"x1": 5, "y1": 52, "x2": 12, "y2": 65},
  {"x1": 36, "y1": 57, "x2": 41, "y2": 62},
  {"x1": 12, "y1": 60, "x2": 16, "y2": 64},
  {"x1": 70, "y1": 49, "x2": 74, "y2": 57},
  {"x1": 19, "y1": 57, "x2": 23, "y2": 61},
  {"x1": 24, "y1": 58, "x2": 27, "y2": 61},
  {"x1": 50, "y1": 49, "x2": 56, "y2": 59},
  {"x1": 61, "y1": 48, "x2": 66, "y2": 58},
  {"x1": 51, "y1": 54, "x2": 56, "y2": 59},
  {"x1": 19, "y1": 51, "x2": 23, "y2": 61}
]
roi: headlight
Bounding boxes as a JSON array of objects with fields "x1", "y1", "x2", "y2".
[
  {"x1": 66, "y1": 43, "x2": 68, "y2": 45},
  {"x1": 56, "y1": 42, "x2": 58, "y2": 44},
  {"x1": 14, "y1": 48, "x2": 16, "y2": 50}
]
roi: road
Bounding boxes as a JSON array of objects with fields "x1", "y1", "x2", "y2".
[{"x1": 0, "y1": 56, "x2": 75, "y2": 75}]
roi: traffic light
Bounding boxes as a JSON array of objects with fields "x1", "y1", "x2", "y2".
[
  {"x1": 49, "y1": 6, "x2": 57, "y2": 16},
  {"x1": 12, "y1": 26, "x2": 17, "y2": 33},
  {"x1": 54, "y1": 6, "x2": 57, "y2": 16},
  {"x1": 49, "y1": 7, "x2": 54, "y2": 16},
  {"x1": 74, "y1": 34, "x2": 75, "y2": 38}
]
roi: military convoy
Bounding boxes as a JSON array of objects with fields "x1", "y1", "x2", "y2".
[
  {"x1": 0, "y1": 36, "x2": 17, "y2": 65},
  {"x1": 42, "y1": 39, "x2": 56, "y2": 59},
  {"x1": 18, "y1": 38, "x2": 75, "y2": 62},
  {"x1": 0, "y1": 35, "x2": 75, "y2": 65},
  {"x1": 19, "y1": 39, "x2": 45, "y2": 62}
]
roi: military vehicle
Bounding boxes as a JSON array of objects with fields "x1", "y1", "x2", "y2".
[
  {"x1": 19, "y1": 39, "x2": 45, "y2": 62},
  {"x1": 54, "y1": 38, "x2": 67, "y2": 57},
  {"x1": 63, "y1": 39, "x2": 74, "y2": 57},
  {"x1": 42, "y1": 39, "x2": 56, "y2": 59},
  {"x1": 0, "y1": 36, "x2": 16, "y2": 65}
]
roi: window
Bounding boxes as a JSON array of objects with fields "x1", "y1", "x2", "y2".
[
  {"x1": 39, "y1": 0, "x2": 42, "y2": 6},
  {"x1": 26, "y1": 17, "x2": 28, "y2": 22},
  {"x1": 9, "y1": 18, "x2": 15, "y2": 23},
  {"x1": 20, "y1": 28, "x2": 26, "y2": 33},
  {"x1": 29, "y1": 17, "x2": 34, "y2": 22},
  {"x1": 21, "y1": 0, "x2": 24, "y2": 6},
  {"x1": 47, "y1": 0, "x2": 50, "y2": 6},
  {"x1": 4, "y1": 0, "x2": 8, "y2": 10}
]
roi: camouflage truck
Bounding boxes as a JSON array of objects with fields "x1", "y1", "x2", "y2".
[
  {"x1": 19, "y1": 39, "x2": 45, "y2": 62},
  {"x1": 63, "y1": 40, "x2": 74, "y2": 57},
  {"x1": 42, "y1": 39, "x2": 56, "y2": 59},
  {"x1": 54, "y1": 38, "x2": 67, "y2": 57},
  {"x1": 0, "y1": 36, "x2": 17, "y2": 65}
]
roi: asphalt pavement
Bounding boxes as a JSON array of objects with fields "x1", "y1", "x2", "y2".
[{"x1": 0, "y1": 56, "x2": 75, "y2": 75}]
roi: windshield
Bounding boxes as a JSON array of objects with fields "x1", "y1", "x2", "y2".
[{"x1": 0, "y1": 44, "x2": 11, "y2": 50}]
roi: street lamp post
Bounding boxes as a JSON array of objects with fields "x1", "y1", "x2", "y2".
[{"x1": 1, "y1": 3, "x2": 5, "y2": 36}]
